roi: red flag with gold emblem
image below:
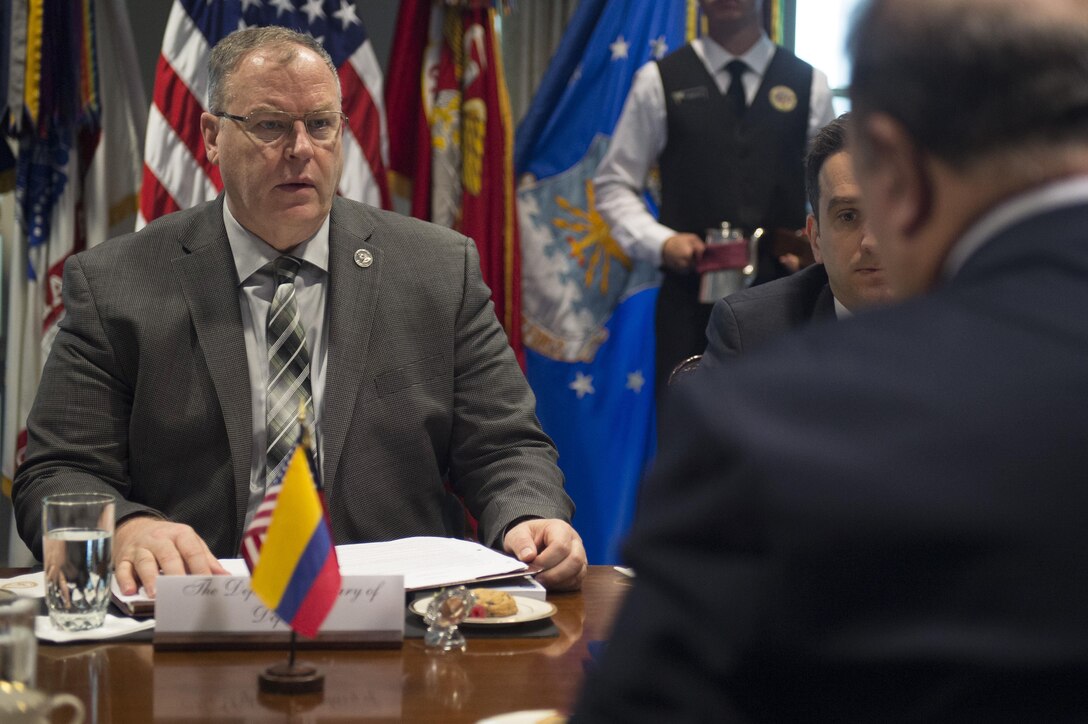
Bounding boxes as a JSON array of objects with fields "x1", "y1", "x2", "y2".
[{"x1": 386, "y1": 1, "x2": 523, "y2": 364}]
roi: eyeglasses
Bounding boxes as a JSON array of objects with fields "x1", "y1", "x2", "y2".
[{"x1": 215, "y1": 110, "x2": 347, "y2": 143}]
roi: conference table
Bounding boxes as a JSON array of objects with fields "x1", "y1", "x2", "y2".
[{"x1": 6, "y1": 566, "x2": 631, "y2": 723}]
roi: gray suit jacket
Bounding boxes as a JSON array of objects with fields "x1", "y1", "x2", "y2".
[
  {"x1": 702, "y1": 263, "x2": 836, "y2": 367},
  {"x1": 13, "y1": 197, "x2": 571, "y2": 559}
]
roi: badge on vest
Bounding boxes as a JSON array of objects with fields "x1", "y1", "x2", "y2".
[
  {"x1": 768, "y1": 85, "x2": 798, "y2": 113},
  {"x1": 670, "y1": 86, "x2": 709, "y2": 104}
]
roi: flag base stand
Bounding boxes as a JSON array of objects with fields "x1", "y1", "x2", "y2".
[
  {"x1": 259, "y1": 631, "x2": 324, "y2": 694},
  {"x1": 258, "y1": 662, "x2": 325, "y2": 694}
]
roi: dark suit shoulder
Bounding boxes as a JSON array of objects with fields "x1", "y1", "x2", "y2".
[
  {"x1": 330, "y1": 197, "x2": 469, "y2": 256},
  {"x1": 724, "y1": 263, "x2": 829, "y2": 309},
  {"x1": 78, "y1": 198, "x2": 225, "y2": 266},
  {"x1": 703, "y1": 265, "x2": 832, "y2": 361}
]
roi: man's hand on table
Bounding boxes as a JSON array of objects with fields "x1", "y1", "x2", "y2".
[
  {"x1": 114, "y1": 516, "x2": 228, "y2": 597},
  {"x1": 504, "y1": 519, "x2": 587, "y2": 591}
]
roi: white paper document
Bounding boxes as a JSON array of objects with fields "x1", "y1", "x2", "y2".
[{"x1": 334, "y1": 536, "x2": 531, "y2": 590}]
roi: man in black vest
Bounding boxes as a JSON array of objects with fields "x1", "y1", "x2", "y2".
[{"x1": 594, "y1": 0, "x2": 834, "y2": 404}]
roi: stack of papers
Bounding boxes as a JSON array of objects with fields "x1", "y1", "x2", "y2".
[
  {"x1": 112, "y1": 536, "x2": 538, "y2": 615},
  {"x1": 336, "y1": 537, "x2": 536, "y2": 590}
]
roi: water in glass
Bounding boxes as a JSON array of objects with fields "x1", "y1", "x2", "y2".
[{"x1": 43, "y1": 529, "x2": 112, "y2": 631}]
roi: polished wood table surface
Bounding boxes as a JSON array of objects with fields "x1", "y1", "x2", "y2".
[{"x1": 10, "y1": 566, "x2": 631, "y2": 723}]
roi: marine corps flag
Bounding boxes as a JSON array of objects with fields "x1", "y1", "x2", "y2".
[{"x1": 386, "y1": 0, "x2": 522, "y2": 362}]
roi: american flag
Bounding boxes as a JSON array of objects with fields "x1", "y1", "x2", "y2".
[
  {"x1": 138, "y1": 0, "x2": 390, "y2": 227},
  {"x1": 241, "y1": 480, "x2": 281, "y2": 570}
]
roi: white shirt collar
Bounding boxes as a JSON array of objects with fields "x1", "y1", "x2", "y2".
[
  {"x1": 833, "y1": 297, "x2": 852, "y2": 319},
  {"x1": 693, "y1": 33, "x2": 775, "y2": 77},
  {"x1": 223, "y1": 200, "x2": 331, "y2": 285}
]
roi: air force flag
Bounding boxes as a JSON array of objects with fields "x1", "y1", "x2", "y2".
[{"x1": 517, "y1": 0, "x2": 698, "y2": 563}]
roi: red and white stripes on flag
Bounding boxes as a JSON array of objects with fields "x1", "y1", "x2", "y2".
[
  {"x1": 241, "y1": 481, "x2": 281, "y2": 570},
  {"x1": 138, "y1": 0, "x2": 390, "y2": 228}
]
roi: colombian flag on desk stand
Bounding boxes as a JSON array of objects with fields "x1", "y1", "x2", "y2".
[{"x1": 244, "y1": 445, "x2": 340, "y2": 638}]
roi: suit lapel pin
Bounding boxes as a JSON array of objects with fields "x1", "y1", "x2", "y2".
[{"x1": 354, "y1": 249, "x2": 374, "y2": 268}]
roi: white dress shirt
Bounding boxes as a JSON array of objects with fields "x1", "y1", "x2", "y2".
[
  {"x1": 594, "y1": 35, "x2": 836, "y2": 264},
  {"x1": 833, "y1": 297, "x2": 851, "y2": 319}
]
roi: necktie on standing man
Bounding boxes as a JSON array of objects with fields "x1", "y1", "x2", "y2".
[
  {"x1": 725, "y1": 59, "x2": 749, "y2": 117},
  {"x1": 266, "y1": 256, "x2": 314, "y2": 481}
]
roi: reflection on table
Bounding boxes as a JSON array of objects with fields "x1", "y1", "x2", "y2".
[{"x1": 18, "y1": 566, "x2": 631, "y2": 723}]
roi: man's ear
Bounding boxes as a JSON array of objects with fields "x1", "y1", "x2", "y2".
[
  {"x1": 805, "y1": 213, "x2": 823, "y2": 264},
  {"x1": 857, "y1": 113, "x2": 932, "y2": 238},
  {"x1": 200, "y1": 112, "x2": 221, "y2": 166}
]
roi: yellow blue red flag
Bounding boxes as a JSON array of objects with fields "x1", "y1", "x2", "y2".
[{"x1": 246, "y1": 445, "x2": 340, "y2": 638}]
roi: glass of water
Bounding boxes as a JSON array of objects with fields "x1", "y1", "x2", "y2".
[{"x1": 41, "y1": 493, "x2": 115, "y2": 631}]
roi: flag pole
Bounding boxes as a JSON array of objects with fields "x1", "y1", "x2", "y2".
[{"x1": 257, "y1": 404, "x2": 325, "y2": 696}]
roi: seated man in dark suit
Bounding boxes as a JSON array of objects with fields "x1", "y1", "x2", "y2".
[
  {"x1": 702, "y1": 113, "x2": 892, "y2": 364},
  {"x1": 573, "y1": 0, "x2": 1088, "y2": 720}
]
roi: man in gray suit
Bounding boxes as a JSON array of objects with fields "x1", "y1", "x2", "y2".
[
  {"x1": 702, "y1": 114, "x2": 892, "y2": 364},
  {"x1": 13, "y1": 27, "x2": 585, "y2": 595}
]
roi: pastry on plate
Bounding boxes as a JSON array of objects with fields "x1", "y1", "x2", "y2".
[{"x1": 470, "y1": 588, "x2": 518, "y2": 618}]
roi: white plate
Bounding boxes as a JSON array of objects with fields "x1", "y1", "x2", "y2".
[
  {"x1": 476, "y1": 709, "x2": 565, "y2": 724},
  {"x1": 409, "y1": 594, "x2": 557, "y2": 626}
]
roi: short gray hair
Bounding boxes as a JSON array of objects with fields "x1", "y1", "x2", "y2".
[{"x1": 207, "y1": 26, "x2": 340, "y2": 113}]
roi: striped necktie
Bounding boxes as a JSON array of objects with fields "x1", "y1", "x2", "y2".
[{"x1": 265, "y1": 256, "x2": 313, "y2": 480}]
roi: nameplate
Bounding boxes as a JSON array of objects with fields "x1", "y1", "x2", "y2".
[{"x1": 153, "y1": 575, "x2": 404, "y2": 650}]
